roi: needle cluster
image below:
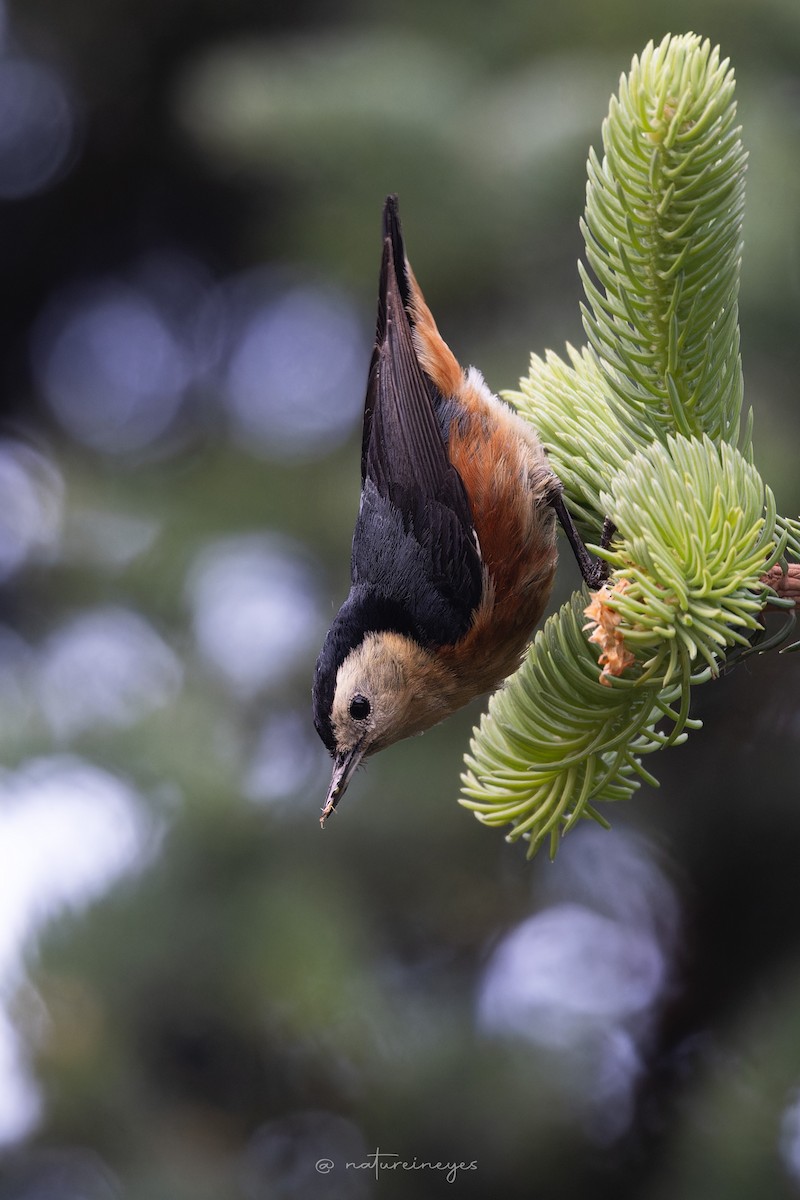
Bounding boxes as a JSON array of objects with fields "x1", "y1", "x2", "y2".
[{"x1": 460, "y1": 34, "x2": 799, "y2": 857}]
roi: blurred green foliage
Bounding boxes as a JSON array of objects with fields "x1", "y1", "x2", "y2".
[{"x1": 0, "y1": 1, "x2": 798, "y2": 1198}]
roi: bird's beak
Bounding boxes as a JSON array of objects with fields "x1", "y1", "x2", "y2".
[{"x1": 320, "y1": 742, "x2": 365, "y2": 827}]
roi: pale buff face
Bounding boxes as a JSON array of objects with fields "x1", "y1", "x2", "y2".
[{"x1": 330, "y1": 631, "x2": 455, "y2": 757}]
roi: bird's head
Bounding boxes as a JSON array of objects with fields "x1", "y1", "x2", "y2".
[{"x1": 313, "y1": 629, "x2": 456, "y2": 824}]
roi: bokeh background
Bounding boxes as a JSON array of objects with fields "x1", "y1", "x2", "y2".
[{"x1": 0, "y1": 0, "x2": 797, "y2": 1197}]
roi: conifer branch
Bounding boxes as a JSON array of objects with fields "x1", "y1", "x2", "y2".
[{"x1": 461, "y1": 33, "x2": 798, "y2": 858}]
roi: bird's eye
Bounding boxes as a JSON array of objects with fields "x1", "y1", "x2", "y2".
[{"x1": 349, "y1": 694, "x2": 371, "y2": 720}]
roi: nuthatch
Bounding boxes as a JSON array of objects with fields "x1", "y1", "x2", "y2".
[{"x1": 313, "y1": 196, "x2": 608, "y2": 824}]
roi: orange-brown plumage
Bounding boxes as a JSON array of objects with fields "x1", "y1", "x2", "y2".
[
  {"x1": 404, "y1": 263, "x2": 558, "y2": 688},
  {"x1": 439, "y1": 385, "x2": 558, "y2": 693},
  {"x1": 313, "y1": 195, "x2": 602, "y2": 823}
]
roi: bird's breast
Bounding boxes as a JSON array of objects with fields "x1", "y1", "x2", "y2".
[{"x1": 438, "y1": 373, "x2": 559, "y2": 693}]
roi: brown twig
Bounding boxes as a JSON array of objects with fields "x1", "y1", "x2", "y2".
[{"x1": 761, "y1": 563, "x2": 800, "y2": 605}]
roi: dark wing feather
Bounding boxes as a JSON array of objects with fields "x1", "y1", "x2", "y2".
[
  {"x1": 361, "y1": 194, "x2": 409, "y2": 483},
  {"x1": 313, "y1": 196, "x2": 482, "y2": 752},
  {"x1": 354, "y1": 196, "x2": 483, "y2": 644}
]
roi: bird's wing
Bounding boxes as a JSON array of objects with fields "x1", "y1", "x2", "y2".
[
  {"x1": 360, "y1": 194, "x2": 416, "y2": 485},
  {"x1": 353, "y1": 197, "x2": 483, "y2": 645}
]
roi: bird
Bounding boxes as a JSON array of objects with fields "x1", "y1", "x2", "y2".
[{"x1": 313, "y1": 195, "x2": 608, "y2": 825}]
